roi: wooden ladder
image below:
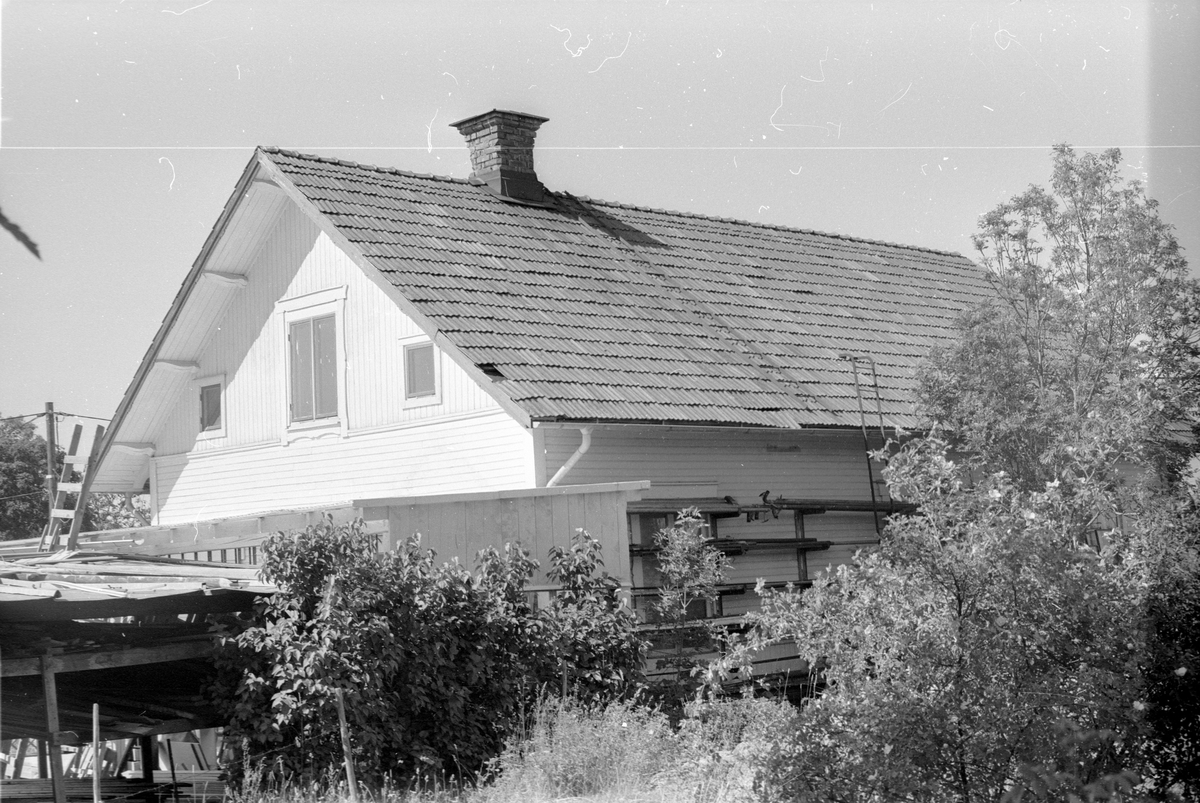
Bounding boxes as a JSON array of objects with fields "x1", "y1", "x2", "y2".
[{"x1": 39, "y1": 423, "x2": 105, "y2": 551}]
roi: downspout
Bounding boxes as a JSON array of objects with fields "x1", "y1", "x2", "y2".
[{"x1": 546, "y1": 426, "x2": 593, "y2": 487}]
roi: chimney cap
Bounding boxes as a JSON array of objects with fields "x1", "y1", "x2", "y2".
[{"x1": 448, "y1": 109, "x2": 550, "y2": 130}]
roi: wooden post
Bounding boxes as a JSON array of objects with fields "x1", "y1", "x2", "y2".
[
  {"x1": 44, "y1": 403, "x2": 57, "y2": 531},
  {"x1": 40, "y1": 655, "x2": 66, "y2": 803},
  {"x1": 92, "y1": 704, "x2": 101, "y2": 803},
  {"x1": 139, "y1": 735, "x2": 154, "y2": 782},
  {"x1": 334, "y1": 689, "x2": 359, "y2": 803},
  {"x1": 166, "y1": 739, "x2": 179, "y2": 803}
]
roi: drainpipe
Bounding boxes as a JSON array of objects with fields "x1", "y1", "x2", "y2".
[{"x1": 546, "y1": 426, "x2": 593, "y2": 487}]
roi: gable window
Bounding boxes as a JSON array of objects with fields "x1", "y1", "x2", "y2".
[
  {"x1": 276, "y1": 286, "x2": 348, "y2": 441},
  {"x1": 400, "y1": 335, "x2": 441, "y2": 408},
  {"x1": 405, "y1": 342, "x2": 437, "y2": 399},
  {"x1": 195, "y1": 374, "x2": 226, "y2": 439},
  {"x1": 200, "y1": 383, "x2": 222, "y2": 431},
  {"x1": 290, "y1": 314, "x2": 338, "y2": 422}
]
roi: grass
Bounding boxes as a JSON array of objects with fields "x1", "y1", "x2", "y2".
[{"x1": 226, "y1": 694, "x2": 799, "y2": 803}]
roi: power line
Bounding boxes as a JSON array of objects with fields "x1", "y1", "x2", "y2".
[
  {"x1": 0, "y1": 490, "x2": 45, "y2": 503},
  {"x1": 0, "y1": 413, "x2": 46, "y2": 424},
  {"x1": 55, "y1": 412, "x2": 112, "y2": 422}
]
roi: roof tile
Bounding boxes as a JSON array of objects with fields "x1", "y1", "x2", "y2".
[{"x1": 266, "y1": 149, "x2": 992, "y2": 429}]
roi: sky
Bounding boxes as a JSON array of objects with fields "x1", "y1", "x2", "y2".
[{"x1": 1, "y1": 0, "x2": 1198, "y2": 443}]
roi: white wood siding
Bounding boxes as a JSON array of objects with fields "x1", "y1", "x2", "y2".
[
  {"x1": 155, "y1": 409, "x2": 534, "y2": 524},
  {"x1": 542, "y1": 425, "x2": 885, "y2": 603},
  {"x1": 151, "y1": 204, "x2": 532, "y2": 524}
]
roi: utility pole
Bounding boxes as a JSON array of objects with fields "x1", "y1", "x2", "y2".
[{"x1": 43, "y1": 403, "x2": 57, "y2": 528}]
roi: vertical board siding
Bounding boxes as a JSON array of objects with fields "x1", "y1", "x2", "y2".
[
  {"x1": 152, "y1": 204, "x2": 523, "y2": 523},
  {"x1": 385, "y1": 488, "x2": 632, "y2": 587},
  {"x1": 159, "y1": 206, "x2": 502, "y2": 456}
]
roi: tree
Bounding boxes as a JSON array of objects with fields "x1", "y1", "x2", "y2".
[
  {"x1": 921, "y1": 145, "x2": 1200, "y2": 491},
  {"x1": 86, "y1": 493, "x2": 151, "y2": 530},
  {"x1": 542, "y1": 528, "x2": 647, "y2": 702},
  {"x1": 211, "y1": 517, "x2": 546, "y2": 785},
  {"x1": 720, "y1": 146, "x2": 1200, "y2": 802},
  {"x1": 0, "y1": 414, "x2": 53, "y2": 541},
  {"x1": 648, "y1": 507, "x2": 727, "y2": 710},
  {"x1": 211, "y1": 519, "x2": 647, "y2": 788}
]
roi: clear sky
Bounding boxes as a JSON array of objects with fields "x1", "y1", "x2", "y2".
[{"x1": 1, "y1": 1, "x2": 1197, "y2": 438}]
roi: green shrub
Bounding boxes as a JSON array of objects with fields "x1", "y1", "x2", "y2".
[
  {"x1": 541, "y1": 529, "x2": 647, "y2": 702},
  {"x1": 210, "y1": 518, "x2": 643, "y2": 788},
  {"x1": 482, "y1": 696, "x2": 674, "y2": 800}
]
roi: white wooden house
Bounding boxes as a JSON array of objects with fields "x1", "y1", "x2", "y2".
[{"x1": 63, "y1": 109, "x2": 990, "y2": 632}]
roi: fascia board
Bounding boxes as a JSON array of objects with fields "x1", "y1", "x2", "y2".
[{"x1": 254, "y1": 151, "x2": 534, "y2": 430}]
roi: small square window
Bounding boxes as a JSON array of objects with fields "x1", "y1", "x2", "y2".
[
  {"x1": 405, "y1": 342, "x2": 437, "y2": 399},
  {"x1": 200, "y1": 383, "x2": 223, "y2": 431}
]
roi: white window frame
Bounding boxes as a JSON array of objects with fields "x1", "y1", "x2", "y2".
[
  {"x1": 276, "y1": 286, "x2": 348, "y2": 442},
  {"x1": 400, "y1": 333, "x2": 442, "y2": 408},
  {"x1": 195, "y1": 374, "x2": 227, "y2": 440}
]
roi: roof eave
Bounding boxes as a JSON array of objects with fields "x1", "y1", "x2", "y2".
[{"x1": 91, "y1": 151, "x2": 270, "y2": 492}]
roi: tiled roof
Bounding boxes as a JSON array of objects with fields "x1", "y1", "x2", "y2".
[{"x1": 263, "y1": 147, "x2": 994, "y2": 429}]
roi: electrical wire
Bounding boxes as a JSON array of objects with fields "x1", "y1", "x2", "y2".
[
  {"x1": 0, "y1": 490, "x2": 46, "y2": 503},
  {"x1": 0, "y1": 413, "x2": 46, "y2": 424}
]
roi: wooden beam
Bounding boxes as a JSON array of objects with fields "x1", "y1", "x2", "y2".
[
  {"x1": 40, "y1": 655, "x2": 67, "y2": 803},
  {"x1": 139, "y1": 735, "x2": 154, "y2": 782},
  {"x1": 200, "y1": 271, "x2": 249, "y2": 288},
  {"x1": 109, "y1": 443, "x2": 156, "y2": 457},
  {"x1": 152, "y1": 360, "x2": 199, "y2": 374},
  {"x1": 3, "y1": 640, "x2": 213, "y2": 678}
]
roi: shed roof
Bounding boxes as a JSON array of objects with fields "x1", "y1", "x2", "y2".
[
  {"x1": 0, "y1": 553, "x2": 272, "y2": 741},
  {"x1": 261, "y1": 147, "x2": 993, "y2": 429}
]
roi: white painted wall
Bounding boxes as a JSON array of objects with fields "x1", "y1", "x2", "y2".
[
  {"x1": 151, "y1": 205, "x2": 534, "y2": 524},
  {"x1": 541, "y1": 425, "x2": 885, "y2": 609}
]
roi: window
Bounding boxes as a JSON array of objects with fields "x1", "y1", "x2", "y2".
[
  {"x1": 275, "y1": 286, "x2": 348, "y2": 441},
  {"x1": 200, "y1": 383, "x2": 222, "y2": 431},
  {"x1": 405, "y1": 342, "x2": 437, "y2": 398},
  {"x1": 195, "y1": 375, "x2": 226, "y2": 439},
  {"x1": 400, "y1": 335, "x2": 441, "y2": 407},
  {"x1": 289, "y1": 314, "x2": 338, "y2": 422}
]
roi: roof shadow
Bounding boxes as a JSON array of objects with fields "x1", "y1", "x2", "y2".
[{"x1": 551, "y1": 194, "x2": 668, "y2": 248}]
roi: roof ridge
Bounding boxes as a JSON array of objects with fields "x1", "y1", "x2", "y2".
[
  {"x1": 259, "y1": 145, "x2": 475, "y2": 187},
  {"x1": 259, "y1": 146, "x2": 972, "y2": 260},
  {"x1": 569, "y1": 193, "x2": 971, "y2": 259}
]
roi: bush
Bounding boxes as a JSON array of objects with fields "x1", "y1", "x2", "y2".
[
  {"x1": 210, "y1": 518, "x2": 644, "y2": 788},
  {"x1": 541, "y1": 529, "x2": 647, "y2": 702},
  {"x1": 482, "y1": 696, "x2": 674, "y2": 800}
]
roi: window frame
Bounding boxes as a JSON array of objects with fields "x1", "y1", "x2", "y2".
[
  {"x1": 276, "y1": 287, "x2": 349, "y2": 442},
  {"x1": 195, "y1": 374, "x2": 226, "y2": 440},
  {"x1": 400, "y1": 334, "x2": 442, "y2": 408}
]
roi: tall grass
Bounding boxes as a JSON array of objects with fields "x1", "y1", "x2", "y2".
[{"x1": 226, "y1": 694, "x2": 800, "y2": 803}]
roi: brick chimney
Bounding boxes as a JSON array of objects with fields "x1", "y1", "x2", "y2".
[{"x1": 450, "y1": 109, "x2": 549, "y2": 204}]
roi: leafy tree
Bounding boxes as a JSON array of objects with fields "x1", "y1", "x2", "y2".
[
  {"x1": 922, "y1": 145, "x2": 1200, "y2": 490},
  {"x1": 0, "y1": 414, "x2": 54, "y2": 541},
  {"x1": 86, "y1": 493, "x2": 151, "y2": 530},
  {"x1": 542, "y1": 528, "x2": 647, "y2": 702},
  {"x1": 648, "y1": 507, "x2": 727, "y2": 708},
  {"x1": 211, "y1": 518, "x2": 646, "y2": 788},
  {"x1": 720, "y1": 146, "x2": 1200, "y2": 802},
  {"x1": 211, "y1": 517, "x2": 544, "y2": 785}
]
